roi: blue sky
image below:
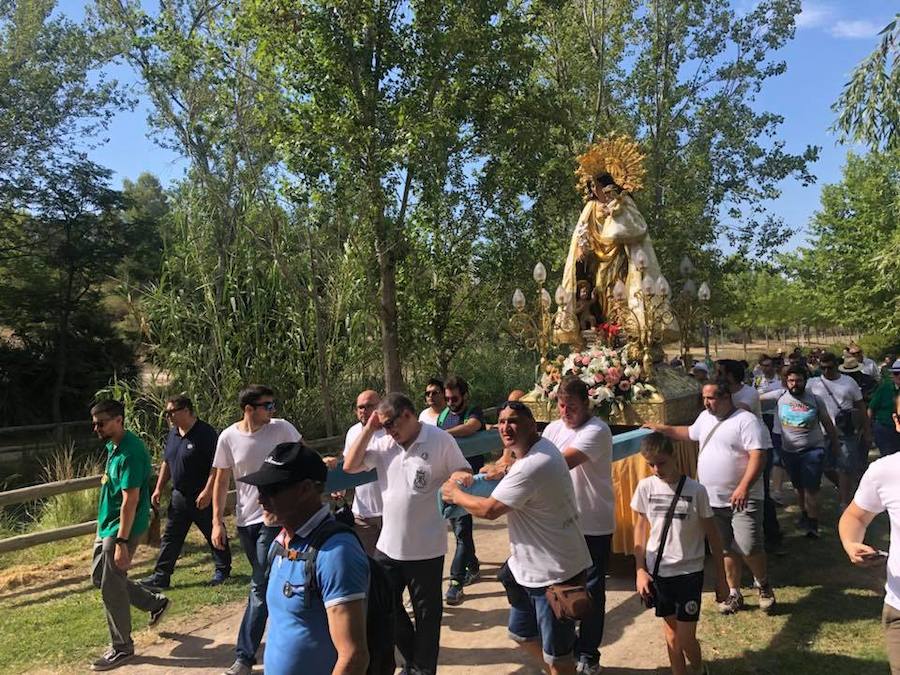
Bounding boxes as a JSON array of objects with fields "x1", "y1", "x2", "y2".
[{"x1": 60, "y1": 0, "x2": 895, "y2": 254}]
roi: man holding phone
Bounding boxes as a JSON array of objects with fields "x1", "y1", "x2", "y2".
[{"x1": 840, "y1": 411, "x2": 900, "y2": 675}]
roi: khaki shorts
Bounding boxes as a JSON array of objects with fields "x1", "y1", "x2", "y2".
[
  {"x1": 711, "y1": 500, "x2": 764, "y2": 557},
  {"x1": 882, "y1": 603, "x2": 900, "y2": 675}
]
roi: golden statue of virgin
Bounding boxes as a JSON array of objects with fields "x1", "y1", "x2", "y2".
[{"x1": 555, "y1": 135, "x2": 667, "y2": 346}]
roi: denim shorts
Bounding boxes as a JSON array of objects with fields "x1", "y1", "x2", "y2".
[
  {"x1": 502, "y1": 565, "x2": 576, "y2": 665},
  {"x1": 781, "y1": 447, "x2": 825, "y2": 491},
  {"x1": 825, "y1": 437, "x2": 860, "y2": 473},
  {"x1": 712, "y1": 500, "x2": 764, "y2": 557}
]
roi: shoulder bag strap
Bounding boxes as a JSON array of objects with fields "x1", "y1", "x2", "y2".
[
  {"x1": 818, "y1": 377, "x2": 845, "y2": 411},
  {"x1": 437, "y1": 407, "x2": 450, "y2": 427},
  {"x1": 699, "y1": 409, "x2": 738, "y2": 455},
  {"x1": 651, "y1": 475, "x2": 687, "y2": 580}
]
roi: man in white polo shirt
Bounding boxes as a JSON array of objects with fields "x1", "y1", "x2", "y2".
[
  {"x1": 647, "y1": 380, "x2": 775, "y2": 616},
  {"x1": 541, "y1": 377, "x2": 613, "y2": 675},
  {"x1": 343, "y1": 392, "x2": 472, "y2": 675},
  {"x1": 442, "y1": 400, "x2": 591, "y2": 675},
  {"x1": 210, "y1": 384, "x2": 301, "y2": 675},
  {"x1": 342, "y1": 389, "x2": 384, "y2": 555}
]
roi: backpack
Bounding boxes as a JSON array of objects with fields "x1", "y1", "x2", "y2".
[{"x1": 267, "y1": 518, "x2": 396, "y2": 675}]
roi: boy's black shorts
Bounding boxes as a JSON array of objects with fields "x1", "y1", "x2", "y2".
[{"x1": 654, "y1": 571, "x2": 704, "y2": 622}]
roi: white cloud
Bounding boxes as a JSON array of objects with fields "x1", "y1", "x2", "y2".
[
  {"x1": 830, "y1": 19, "x2": 882, "y2": 39},
  {"x1": 796, "y1": 0, "x2": 833, "y2": 28}
]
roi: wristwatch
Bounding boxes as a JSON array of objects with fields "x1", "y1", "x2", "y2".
[{"x1": 115, "y1": 537, "x2": 129, "y2": 545}]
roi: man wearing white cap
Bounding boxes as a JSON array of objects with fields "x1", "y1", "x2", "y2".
[{"x1": 691, "y1": 362, "x2": 709, "y2": 384}]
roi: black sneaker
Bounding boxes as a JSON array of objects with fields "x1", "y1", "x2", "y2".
[
  {"x1": 139, "y1": 575, "x2": 170, "y2": 591},
  {"x1": 209, "y1": 569, "x2": 230, "y2": 586},
  {"x1": 463, "y1": 566, "x2": 481, "y2": 586},
  {"x1": 91, "y1": 647, "x2": 134, "y2": 671},
  {"x1": 149, "y1": 597, "x2": 170, "y2": 627},
  {"x1": 445, "y1": 581, "x2": 464, "y2": 606}
]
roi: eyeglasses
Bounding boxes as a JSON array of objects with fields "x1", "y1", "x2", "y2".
[
  {"x1": 92, "y1": 418, "x2": 111, "y2": 429},
  {"x1": 381, "y1": 416, "x2": 398, "y2": 430},
  {"x1": 424, "y1": 390, "x2": 441, "y2": 398},
  {"x1": 252, "y1": 401, "x2": 277, "y2": 411},
  {"x1": 164, "y1": 407, "x2": 186, "y2": 418}
]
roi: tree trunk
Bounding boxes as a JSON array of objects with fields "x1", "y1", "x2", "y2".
[
  {"x1": 374, "y1": 235, "x2": 403, "y2": 392},
  {"x1": 305, "y1": 225, "x2": 336, "y2": 437},
  {"x1": 51, "y1": 259, "x2": 76, "y2": 426}
]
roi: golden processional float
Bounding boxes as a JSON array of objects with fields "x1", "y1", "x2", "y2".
[{"x1": 508, "y1": 135, "x2": 710, "y2": 554}]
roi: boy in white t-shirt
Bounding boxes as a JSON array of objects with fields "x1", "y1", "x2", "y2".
[{"x1": 632, "y1": 434, "x2": 728, "y2": 675}]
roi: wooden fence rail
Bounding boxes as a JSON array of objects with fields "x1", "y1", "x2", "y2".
[{"x1": 0, "y1": 407, "x2": 506, "y2": 554}]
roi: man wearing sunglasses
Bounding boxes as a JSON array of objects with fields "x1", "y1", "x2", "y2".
[
  {"x1": 139, "y1": 395, "x2": 231, "y2": 591},
  {"x1": 441, "y1": 400, "x2": 591, "y2": 675},
  {"x1": 418, "y1": 378, "x2": 447, "y2": 425},
  {"x1": 89, "y1": 399, "x2": 169, "y2": 671},
  {"x1": 847, "y1": 344, "x2": 880, "y2": 380},
  {"x1": 344, "y1": 392, "x2": 473, "y2": 675},
  {"x1": 237, "y1": 442, "x2": 370, "y2": 675},
  {"x1": 437, "y1": 375, "x2": 485, "y2": 606},
  {"x1": 211, "y1": 384, "x2": 302, "y2": 675}
]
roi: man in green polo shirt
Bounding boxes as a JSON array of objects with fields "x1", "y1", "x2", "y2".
[
  {"x1": 869, "y1": 360, "x2": 900, "y2": 457},
  {"x1": 89, "y1": 400, "x2": 169, "y2": 671}
]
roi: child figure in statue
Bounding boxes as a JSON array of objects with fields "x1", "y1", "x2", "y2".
[{"x1": 555, "y1": 135, "x2": 670, "y2": 347}]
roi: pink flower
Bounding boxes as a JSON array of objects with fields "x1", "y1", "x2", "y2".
[
  {"x1": 607, "y1": 367, "x2": 621, "y2": 380},
  {"x1": 581, "y1": 355, "x2": 592, "y2": 366},
  {"x1": 594, "y1": 373, "x2": 604, "y2": 383},
  {"x1": 588, "y1": 388, "x2": 596, "y2": 397},
  {"x1": 619, "y1": 380, "x2": 631, "y2": 391}
]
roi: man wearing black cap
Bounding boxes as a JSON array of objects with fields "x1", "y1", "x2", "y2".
[{"x1": 238, "y1": 442, "x2": 370, "y2": 675}]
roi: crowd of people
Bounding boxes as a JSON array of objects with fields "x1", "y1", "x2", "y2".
[{"x1": 84, "y1": 344, "x2": 900, "y2": 674}]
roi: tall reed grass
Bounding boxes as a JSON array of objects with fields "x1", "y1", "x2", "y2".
[{"x1": 33, "y1": 443, "x2": 102, "y2": 531}]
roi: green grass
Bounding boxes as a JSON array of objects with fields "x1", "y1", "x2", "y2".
[
  {"x1": 697, "y1": 490, "x2": 892, "y2": 674},
  {"x1": 0, "y1": 520, "x2": 250, "y2": 674}
]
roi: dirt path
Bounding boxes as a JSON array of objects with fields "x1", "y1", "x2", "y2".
[{"x1": 27, "y1": 519, "x2": 690, "y2": 674}]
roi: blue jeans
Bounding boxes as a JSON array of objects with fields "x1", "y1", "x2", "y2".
[
  {"x1": 449, "y1": 514, "x2": 478, "y2": 584},
  {"x1": 235, "y1": 522, "x2": 279, "y2": 665},
  {"x1": 506, "y1": 578, "x2": 577, "y2": 665},
  {"x1": 576, "y1": 534, "x2": 611, "y2": 665}
]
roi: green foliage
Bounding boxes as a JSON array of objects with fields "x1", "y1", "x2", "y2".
[
  {"x1": 791, "y1": 150, "x2": 900, "y2": 337},
  {"x1": 33, "y1": 443, "x2": 102, "y2": 531},
  {"x1": 832, "y1": 14, "x2": 900, "y2": 152}
]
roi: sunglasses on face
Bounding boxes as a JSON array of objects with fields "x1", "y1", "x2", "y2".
[
  {"x1": 381, "y1": 415, "x2": 398, "y2": 430},
  {"x1": 424, "y1": 390, "x2": 441, "y2": 398},
  {"x1": 164, "y1": 407, "x2": 186, "y2": 418},
  {"x1": 252, "y1": 401, "x2": 277, "y2": 411}
]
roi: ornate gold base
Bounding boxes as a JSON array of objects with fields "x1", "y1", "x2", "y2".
[{"x1": 522, "y1": 364, "x2": 700, "y2": 426}]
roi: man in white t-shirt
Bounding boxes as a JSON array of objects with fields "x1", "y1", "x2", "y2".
[
  {"x1": 342, "y1": 389, "x2": 384, "y2": 555},
  {"x1": 418, "y1": 378, "x2": 447, "y2": 425},
  {"x1": 210, "y1": 384, "x2": 301, "y2": 675},
  {"x1": 343, "y1": 392, "x2": 472, "y2": 675},
  {"x1": 540, "y1": 377, "x2": 613, "y2": 675},
  {"x1": 442, "y1": 400, "x2": 591, "y2": 675},
  {"x1": 809, "y1": 352, "x2": 873, "y2": 509},
  {"x1": 839, "y1": 435, "x2": 900, "y2": 674},
  {"x1": 647, "y1": 380, "x2": 775, "y2": 615}
]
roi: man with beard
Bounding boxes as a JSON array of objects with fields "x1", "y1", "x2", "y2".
[
  {"x1": 438, "y1": 376, "x2": 485, "y2": 606},
  {"x1": 775, "y1": 366, "x2": 840, "y2": 538}
]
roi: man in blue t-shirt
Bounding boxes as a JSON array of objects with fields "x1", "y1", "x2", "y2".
[
  {"x1": 438, "y1": 375, "x2": 485, "y2": 606},
  {"x1": 238, "y1": 442, "x2": 369, "y2": 675}
]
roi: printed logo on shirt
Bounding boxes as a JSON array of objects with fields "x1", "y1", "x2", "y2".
[
  {"x1": 413, "y1": 467, "x2": 428, "y2": 490},
  {"x1": 420, "y1": 451, "x2": 429, "y2": 460},
  {"x1": 186, "y1": 443, "x2": 194, "y2": 450},
  {"x1": 648, "y1": 494, "x2": 693, "y2": 520},
  {"x1": 780, "y1": 401, "x2": 817, "y2": 429}
]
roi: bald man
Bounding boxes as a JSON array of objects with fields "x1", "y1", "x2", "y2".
[{"x1": 342, "y1": 390, "x2": 385, "y2": 554}]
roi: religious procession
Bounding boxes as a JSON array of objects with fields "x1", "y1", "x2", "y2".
[{"x1": 1, "y1": 2, "x2": 898, "y2": 675}]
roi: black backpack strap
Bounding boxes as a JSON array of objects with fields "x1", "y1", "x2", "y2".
[
  {"x1": 651, "y1": 475, "x2": 687, "y2": 580},
  {"x1": 264, "y1": 538, "x2": 288, "y2": 581},
  {"x1": 299, "y1": 518, "x2": 361, "y2": 608}
]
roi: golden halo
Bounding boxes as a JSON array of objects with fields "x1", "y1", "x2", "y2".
[{"x1": 575, "y1": 135, "x2": 646, "y2": 198}]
